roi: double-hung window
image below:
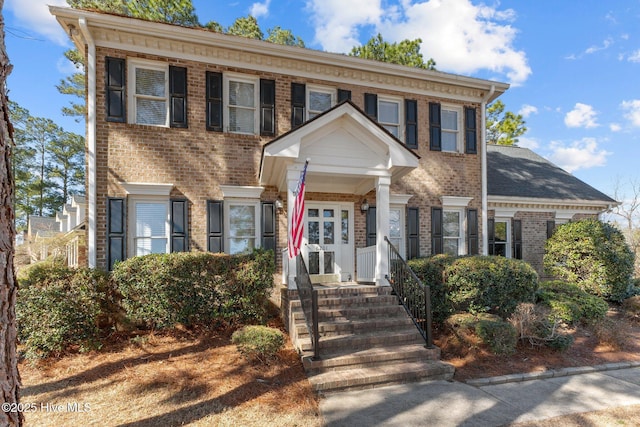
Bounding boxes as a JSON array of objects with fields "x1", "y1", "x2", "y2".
[
  {"x1": 128, "y1": 59, "x2": 169, "y2": 126},
  {"x1": 131, "y1": 198, "x2": 170, "y2": 256},
  {"x1": 226, "y1": 201, "x2": 260, "y2": 254},
  {"x1": 443, "y1": 209, "x2": 463, "y2": 256},
  {"x1": 307, "y1": 86, "x2": 335, "y2": 119},
  {"x1": 378, "y1": 97, "x2": 402, "y2": 138},
  {"x1": 225, "y1": 74, "x2": 259, "y2": 134},
  {"x1": 441, "y1": 105, "x2": 461, "y2": 152}
]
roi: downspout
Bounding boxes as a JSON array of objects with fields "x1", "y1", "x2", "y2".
[
  {"x1": 481, "y1": 85, "x2": 495, "y2": 255},
  {"x1": 78, "y1": 18, "x2": 97, "y2": 268}
]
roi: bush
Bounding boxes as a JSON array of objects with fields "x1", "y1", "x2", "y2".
[
  {"x1": 622, "y1": 295, "x2": 640, "y2": 321},
  {"x1": 536, "y1": 281, "x2": 608, "y2": 325},
  {"x1": 475, "y1": 318, "x2": 518, "y2": 355},
  {"x1": 17, "y1": 266, "x2": 112, "y2": 359},
  {"x1": 408, "y1": 254, "x2": 457, "y2": 323},
  {"x1": 112, "y1": 250, "x2": 275, "y2": 329},
  {"x1": 509, "y1": 303, "x2": 574, "y2": 352},
  {"x1": 231, "y1": 325, "x2": 284, "y2": 362},
  {"x1": 544, "y1": 219, "x2": 634, "y2": 302}
]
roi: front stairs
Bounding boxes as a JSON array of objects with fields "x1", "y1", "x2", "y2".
[{"x1": 288, "y1": 284, "x2": 455, "y2": 394}]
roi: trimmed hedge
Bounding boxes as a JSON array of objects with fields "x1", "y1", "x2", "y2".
[
  {"x1": 232, "y1": 325, "x2": 285, "y2": 362},
  {"x1": 111, "y1": 249, "x2": 275, "y2": 329},
  {"x1": 536, "y1": 280, "x2": 608, "y2": 325},
  {"x1": 544, "y1": 219, "x2": 634, "y2": 302},
  {"x1": 17, "y1": 265, "x2": 112, "y2": 359},
  {"x1": 409, "y1": 255, "x2": 538, "y2": 322}
]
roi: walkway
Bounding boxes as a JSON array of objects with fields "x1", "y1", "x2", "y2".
[{"x1": 320, "y1": 363, "x2": 640, "y2": 426}]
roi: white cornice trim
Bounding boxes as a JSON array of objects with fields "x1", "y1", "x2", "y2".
[
  {"x1": 390, "y1": 194, "x2": 413, "y2": 205},
  {"x1": 488, "y1": 195, "x2": 615, "y2": 209},
  {"x1": 441, "y1": 196, "x2": 473, "y2": 207},
  {"x1": 121, "y1": 182, "x2": 173, "y2": 196},
  {"x1": 50, "y1": 6, "x2": 509, "y2": 103},
  {"x1": 220, "y1": 185, "x2": 264, "y2": 199}
]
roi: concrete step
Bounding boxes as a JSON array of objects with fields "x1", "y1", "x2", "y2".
[
  {"x1": 302, "y1": 343, "x2": 441, "y2": 372},
  {"x1": 290, "y1": 304, "x2": 409, "y2": 324},
  {"x1": 295, "y1": 316, "x2": 415, "y2": 338},
  {"x1": 307, "y1": 359, "x2": 455, "y2": 393},
  {"x1": 289, "y1": 294, "x2": 399, "y2": 309},
  {"x1": 298, "y1": 327, "x2": 424, "y2": 352}
]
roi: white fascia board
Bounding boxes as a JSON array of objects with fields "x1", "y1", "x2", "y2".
[
  {"x1": 121, "y1": 182, "x2": 173, "y2": 196},
  {"x1": 488, "y1": 195, "x2": 616, "y2": 209},
  {"x1": 441, "y1": 196, "x2": 474, "y2": 207},
  {"x1": 220, "y1": 185, "x2": 264, "y2": 199}
]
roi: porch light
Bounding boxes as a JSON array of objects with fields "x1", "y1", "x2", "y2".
[
  {"x1": 275, "y1": 196, "x2": 284, "y2": 210},
  {"x1": 360, "y1": 199, "x2": 369, "y2": 213}
]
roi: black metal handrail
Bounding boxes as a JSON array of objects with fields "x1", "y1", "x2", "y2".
[
  {"x1": 384, "y1": 236, "x2": 434, "y2": 348},
  {"x1": 294, "y1": 253, "x2": 320, "y2": 359}
]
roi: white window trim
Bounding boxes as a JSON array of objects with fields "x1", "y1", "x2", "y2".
[
  {"x1": 389, "y1": 204, "x2": 406, "y2": 258},
  {"x1": 306, "y1": 85, "x2": 336, "y2": 120},
  {"x1": 493, "y1": 217, "x2": 512, "y2": 258},
  {"x1": 128, "y1": 195, "x2": 170, "y2": 258},
  {"x1": 223, "y1": 198, "x2": 261, "y2": 255},
  {"x1": 443, "y1": 207, "x2": 465, "y2": 256},
  {"x1": 223, "y1": 73, "x2": 260, "y2": 135},
  {"x1": 378, "y1": 95, "x2": 404, "y2": 140},
  {"x1": 127, "y1": 58, "x2": 169, "y2": 127},
  {"x1": 441, "y1": 103, "x2": 463, "y2": 153}
]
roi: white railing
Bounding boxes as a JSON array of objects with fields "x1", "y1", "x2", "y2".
[
  {"x1": 282, "y1": 248, "x2": 289, "y2": 284},
  {"x1": 356, "y1": 245, "x2": 376, "y2": 282}
]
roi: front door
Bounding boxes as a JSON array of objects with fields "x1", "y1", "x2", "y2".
[{"x1": 305, "y1": 204, "x2": 342, "y2": 282}]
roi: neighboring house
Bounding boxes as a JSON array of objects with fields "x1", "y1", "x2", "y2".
[
  {"x1": 487, "y1": 145, "x2": 616, "y2": 274},
  {"x1": 50, "y1": 7, "x2": 613, "y2": 286},
  {"x1": 25, "y1": 195, "x2": 87, "y2": 267}
]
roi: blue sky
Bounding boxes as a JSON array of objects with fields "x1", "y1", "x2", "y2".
[{"x1": 4, "y1": 0, "x2": 640, "y2": 200}]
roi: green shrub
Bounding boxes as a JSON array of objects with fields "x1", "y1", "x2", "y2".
[
  {"x1": 509, "y1": 303, "x2": 574, "y2": 352},
  {"x1": 544, "y1": 219, "x2": 634, "y2": 302},
  {"x1": 231, "y1": 325, "x2": 284, "y2": 362},
  {"x1": 112, "y1": 250, "x2": 275, "y2": 329},
  {"x1": 17, "y1": 266, "x2": 112, "y2": 359},
  {"x1": 536, "y1": 281, "x2": 608, "y2": 325},
  {"x1": 409, "y1": 255, "x2": 538, "y2": 321},
  {"x1": 475, "y1": 318, "x2": 518, "y2": 355}
]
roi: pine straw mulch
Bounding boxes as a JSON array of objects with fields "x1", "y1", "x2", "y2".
[{"x1": 19, "y1": 323, "x2": 321, "y2": 427}]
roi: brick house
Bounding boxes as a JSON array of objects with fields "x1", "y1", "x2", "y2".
[{"x1": 50, "y1": 6, "x2": 614, "y2": 284}]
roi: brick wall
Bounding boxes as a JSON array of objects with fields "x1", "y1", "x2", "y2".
[{"x1": 93, "y1": 47, "x2": 483, "y2": 270}]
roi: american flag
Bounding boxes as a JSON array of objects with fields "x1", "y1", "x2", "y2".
[{"x1": 288, "y1": 161, "x2": 308, "y2": 259}]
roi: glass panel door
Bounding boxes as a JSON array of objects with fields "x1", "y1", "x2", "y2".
[{"x1": 304, "y1": 204, "x2": 340, "y2": 276}]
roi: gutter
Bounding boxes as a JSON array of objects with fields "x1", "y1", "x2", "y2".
[
  {"x1": 481, "y1": 85, "x2": 495, "y2": 255},
  {"x1": 78, "y1": 18, "x2": 97, "y2": 268}
]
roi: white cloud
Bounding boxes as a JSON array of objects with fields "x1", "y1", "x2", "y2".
[
  {"x1": 307, "y1": 0, "x2": 383, "y2": 53},
  {"x1": 516, "y1": 136, "x2": 539, "y2": 150},
  {"x1": 564, "y1": 103, "x2": 599, "y2": 129},
  {"x1": 6, "y1": 0, "x2": 69, "y2": 45},
  {"x1": 518, "y1": 104, "x2": 538, "y2": 118},
  {"x1": 548, "y1": 138, "x2": 610, "y2": 173},
  {"x1": 585, "y1": 37, "x2": 612, "y2": 54},
  {"x1": 621, "y1": 100, "x2": 640, "y2": 127},
  {"x1": 307, "y1": 0, "x2": 531, "y2": 85},
  {"x1": 250, "y1": 0, "x2": 271, "y2": 18},
  {"x1": 610, "y1": 123, "x2": 622, "y2": 132},
  {"x1": 625, "y1": 50, "x2": 640, "y2": 62}
]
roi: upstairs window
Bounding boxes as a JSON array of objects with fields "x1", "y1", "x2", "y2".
[
  {"x1": 225, "y1": 75, "x2": 259, "y2": 134},
  {"x1": 128, "y1": 60, "x2": 168, "y2": 126},
  {"x1": 441, "y1": 107, "x2": 461, "y2": 152},
  {"x1": 307, "y1": 86, "x2": 335, "y2": 119},
  {"x1": 378, "y1": 98, "x2": 401, "y2": 138}
]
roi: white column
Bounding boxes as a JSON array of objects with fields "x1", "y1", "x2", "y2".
[
  {"x1": 286, "y1": 169, "x2": 300, "y2": 289},
  {"x1": 375, "y1": 176, "x2": 391, "y2": 286}
]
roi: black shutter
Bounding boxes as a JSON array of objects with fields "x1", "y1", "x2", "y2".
[
  {"x1": 169, "y1": 66, "x2": 188, "y2": 128},
  {"x1": 405, "y1": 99, "x2": 418, "y2": 148},
  {"x1": 488, "y1": 218, "x2": 495, "y2": 255},
  {"x1": 261, "y1": 202, "x2": 276, "y2": 251},
  {"x1": 366, "y1": 207, "x2": 377, "y2": 247},
  {"x1": 260, "y1": 79, "x2": 276, "y2": 136},
  {"x1": 338, "y1": 89, "x2": 351, "y2": 102},
  {"x1": 206, "y1": 71, "x2": 223, "y2": 132},
  {"x1": 512, "y1": 219, "x2": 523, "y2": 260},
  {"x1": 464, "y1": 106, "x2": 477, "y2": 154},
  {"x1": 431, "y1": 207, "x2": 443, "y2": 255},
  {"x1": 429, "y1": 102, "x2": 441, "y2": 151},
  {"x1": 546, "y1": 220, "x2": 556, "y2": 239},
  {"x1": 107, "y1": 198, "x2": 125, "y2": 271},
  {"x1": 207, "y1": 200, "x2": 223, "y2": 252},
  {"x1": 170, "y1": 199, "x2": 189, "y2": 252},
  {"x1": 467, "y1": 208, "x2": 478, "y2": 255},
  {"x1": 407, "y1": 207, "x2": 419, "y2": 259},
  {"x1": 364, "y1": 93, "x2": 378, "y2": 120},
  {"x1": 291, "y1": 82, "x2": 306, "y2": 127},
  {"x1": 105, "y1": 57, "x2": 125, "y2": 123}
]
